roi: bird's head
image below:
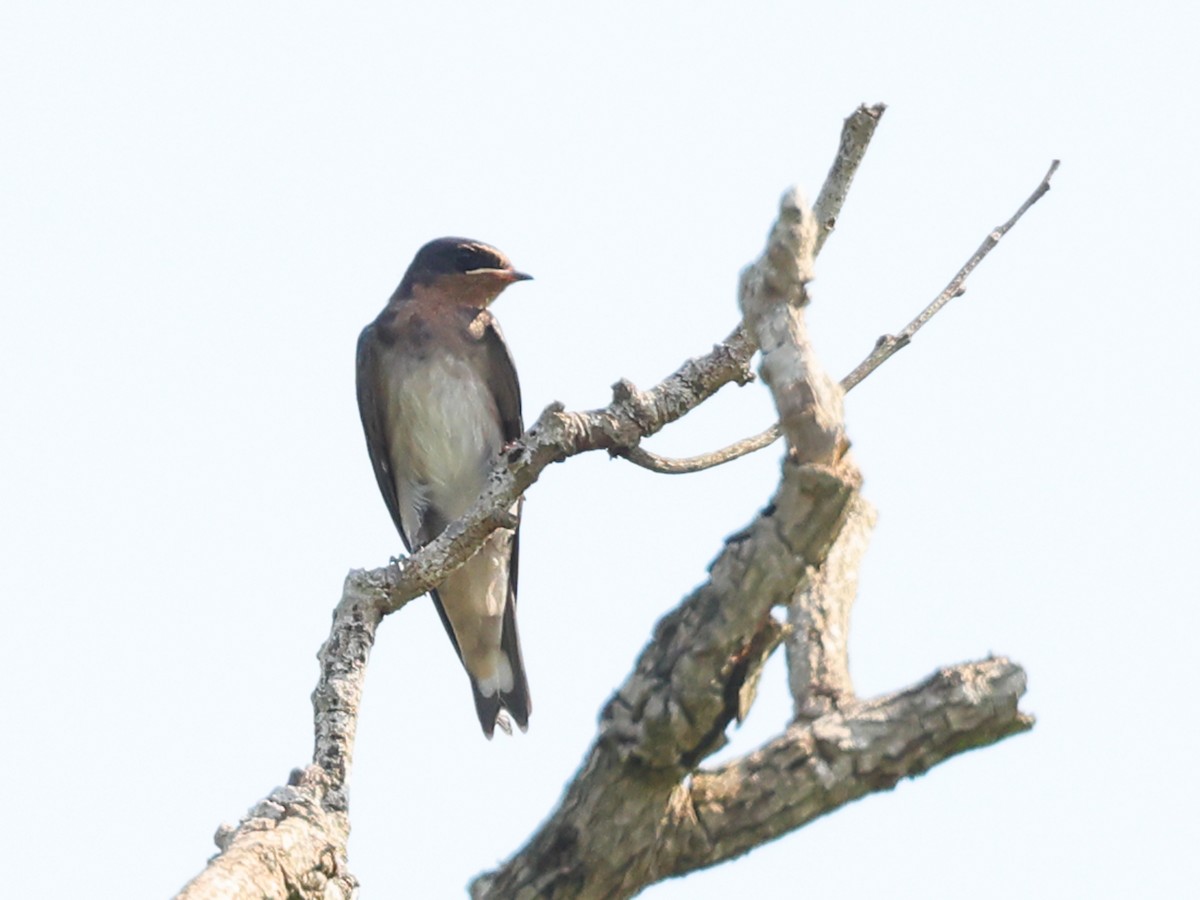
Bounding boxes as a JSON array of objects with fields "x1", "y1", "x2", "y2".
[{"x1": 397, "y1": 237, "x2": 532, "y2": 307}]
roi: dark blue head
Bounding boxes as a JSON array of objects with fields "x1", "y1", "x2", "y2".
[{"x1": 396, "y1": 237, "x2": 532, "y2": 300}]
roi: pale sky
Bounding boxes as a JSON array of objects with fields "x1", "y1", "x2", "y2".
[{"x1": 3, "y1": 2, "x2": 1196, "y2": 897}]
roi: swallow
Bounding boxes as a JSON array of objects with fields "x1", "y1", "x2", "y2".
[{"x1": 356, "y1": 237, "x2": 532, "y2": 738}]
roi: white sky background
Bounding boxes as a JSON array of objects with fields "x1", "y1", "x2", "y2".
[{"x1": 2, "y1": 2, "x2": 1196, "y2": 896}]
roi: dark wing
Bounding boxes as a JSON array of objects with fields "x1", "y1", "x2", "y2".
[
  {"x1": 479, "y1": 313, "x2": 523, "y2": 443},
  {"x1": 355, "y1": 322, "x2": 413, "y2": 553},
  {"x1": 480, "y1": 313, "x2": 530, "y2": 730},
  {"x1": 478, "y1": 312, "x2": 524, "y2": 596}
]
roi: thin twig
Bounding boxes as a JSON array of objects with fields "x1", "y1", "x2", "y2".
[
  {"x1": 622, "y1": 426, "x2": 780, "y2": 474},
  {"x1": 840, "y1": 159, "x2": 1060, "y2": 391},
  {"x1": 626, "y1": 159, "x2": 1060, "y2": 474},
  {"x1": 814, "y1": 103, "x2": 886, "y2": 254}
]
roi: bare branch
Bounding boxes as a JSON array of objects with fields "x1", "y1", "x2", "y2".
[
  {"x1": 841, "y1": 159, "x2": 1060, "y2": 392},
  {"x1": 670, "y1": 658, "x2": 1033, "y2": 878},
  {"x1": 312, "y1": 568, "x2": 390, "y2": 813},
  {"x1": 787, "y1": 492, "x2": 875, "y2": 720},
  {"x1": 814, "y1": 102, "x2": 887, "y2": 253},
  {"x1": 471, "y1": 459, "x2": 864, "y2": 900},
  {"x1": 175, "y1": 767, "x2": 355, "y2": 900},
  {"x1": 620, "y1": 424, "x2": 780, "y2": 474},
  {"x1": 627, "y1": 157, "x2": 1060, "y2": 473},
  {"x1": 738, "y1": 187, "x2": 843, "y2": 464}
]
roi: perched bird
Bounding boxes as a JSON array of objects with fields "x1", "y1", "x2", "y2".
[{"x1": 355, "y1": 237, "x2": 533, "y2": 738}]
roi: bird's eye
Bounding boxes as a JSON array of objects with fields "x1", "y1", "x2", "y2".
[
  {"x1": 455, "y1": 245, "x2": 506, "y2": 273},
  {"x1": 456, "y1": 247, "x2": 487, "y2": 272}
]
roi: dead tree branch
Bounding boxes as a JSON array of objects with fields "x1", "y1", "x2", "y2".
[
  {"x1": 840, "y1": 158, "x2": 1060, "y2": 391},
  {"x1": 624, "y1": 154, "x2": 1060, "y2": 474},
  {"x1": 671, "y1": 658, "x2": 1032, "y2": 877}
]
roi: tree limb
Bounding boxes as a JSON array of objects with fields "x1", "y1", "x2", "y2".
[
  {"x1": 619, "y1": 424, "x2": 781, "y2": 474},
  {"x1": 673, "y1": 657, "x2": 1032, "y2": 877},
  {"x1": 813, "y1": 102, "x2": 886, "y2": 254},
  {"x1": 623, "y1": 155, "x2": 1060, "y2": 474},
  {"x1": 787, "y1": 492, "x2": 875, "y2": 720},
  {"x1": 175, "y1": 767, "x2": 355, "y2": 900},
  {"x1": 840, "y1": 158, "x2": 1060, "y2": 392}
]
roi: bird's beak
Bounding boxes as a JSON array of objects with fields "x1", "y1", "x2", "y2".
[{"x1": 465, "y1": 267, "x2": 533, "y2": 283}]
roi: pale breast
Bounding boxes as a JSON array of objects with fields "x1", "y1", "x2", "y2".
[{"x1": 386, "y1": 351, "x2": 503, "y2": 521}]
